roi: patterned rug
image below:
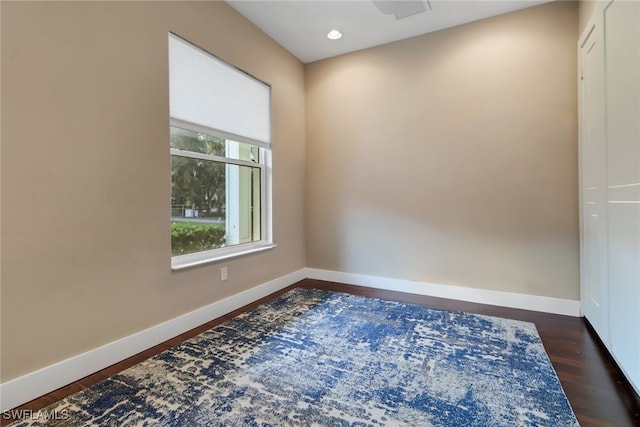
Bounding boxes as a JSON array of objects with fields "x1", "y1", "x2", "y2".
[{"x1": 11, "y1": 288, "x2": 579, "y2": 426}]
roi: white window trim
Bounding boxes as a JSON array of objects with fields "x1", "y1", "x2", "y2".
[
  {"x1": 171, "y1": 241, "x2": 277, "y2": 270},
  {"x1": 170, "y1": 130, "x2": 274, "y2": 271},
  {"x1": 169, "y1": 148, "x2": 258, "y2": 169}
]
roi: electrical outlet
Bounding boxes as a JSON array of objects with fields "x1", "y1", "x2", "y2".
[{"x1": 220, "y1": 266, "x2": 228, "y2": 281}]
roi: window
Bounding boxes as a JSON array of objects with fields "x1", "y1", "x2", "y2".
[{"x1": 169, "y1": 34, "x2": 273, "y2": 270}]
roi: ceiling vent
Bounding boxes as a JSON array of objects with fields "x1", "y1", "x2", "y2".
[{"x1": 371, "y1": 0, "x2": 431, "y2": 19}]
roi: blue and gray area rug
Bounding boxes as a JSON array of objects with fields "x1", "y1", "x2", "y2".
[{"x1": 12, "y1": 288, "x2": 579, "y2": 426}]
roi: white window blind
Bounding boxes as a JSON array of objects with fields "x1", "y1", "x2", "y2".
[{"x1": 169, "y1": 33, "x2": 271, "y2": 148}]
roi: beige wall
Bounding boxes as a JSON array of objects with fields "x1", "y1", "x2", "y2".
[
  {"x1": 0, "y1": 1, "x2": 306, "y2": 381},
  {"x1": 305, "y1": 1, "x2": 579, "y2": 299}
]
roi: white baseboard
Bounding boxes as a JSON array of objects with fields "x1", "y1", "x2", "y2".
[
  {"x1": 1, "y1": 267, "x2": 582, "y2": 412},
  {"x1": 0, "y1": 268, "x2": 306, "y2": 412},
  {"x1": 304, "y1": 268, "x2": 582, "y2": 317}
]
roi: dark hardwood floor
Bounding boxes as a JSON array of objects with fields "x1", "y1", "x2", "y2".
[{"x1": 3, "y1": 278, "x2": 639, "y2": 426}]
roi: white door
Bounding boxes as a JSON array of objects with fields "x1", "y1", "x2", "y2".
[
  {"x1": 603, "y1": 0, "x2": 640, "y2": 392},
  {"x1": 579, "y1": 21, "x2": 609, "y2": 343}
]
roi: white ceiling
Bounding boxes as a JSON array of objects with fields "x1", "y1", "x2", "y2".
[{"x1": 226, "y1": 0, "x2": 553, "y2": 64}]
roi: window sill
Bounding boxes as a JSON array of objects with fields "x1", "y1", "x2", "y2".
[{"x1": 171, "y1": 243, "x2": 277, "y2": 271}]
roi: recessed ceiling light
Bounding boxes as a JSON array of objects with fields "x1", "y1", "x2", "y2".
[{"x1": 327, "y1": 29, "x2": 342, "y2": 40}]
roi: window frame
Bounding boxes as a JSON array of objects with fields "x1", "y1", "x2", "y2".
[
  {"x1": 170, "y1": 121, "x2": 274, "y2": 270},
  {"x1": 168, "y1": 36, "x2": 275, "y2": 270}
]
